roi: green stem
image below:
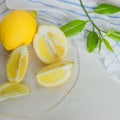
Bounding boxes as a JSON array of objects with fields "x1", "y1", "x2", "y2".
[{"x1": 79, "y1": 0, "x2": 101, "y2": 33}]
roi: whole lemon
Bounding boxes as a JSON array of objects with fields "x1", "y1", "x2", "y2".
[{"x1": 0, "y1": 10, "x2": 37, "y2": 50}]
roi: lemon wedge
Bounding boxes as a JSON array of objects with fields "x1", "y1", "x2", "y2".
[
  {"x1": 36, "y1": 61, "x2": 74, "y2": 87},
  {"x1": 7, "y1": 45, "x2": 29, "y2": 83},
  {"x1": 0, "y1": 82, "x2": 31, "y2": 102},
  {"x1": 33, "y1": 25, "x2": 69, "y2": 64}
]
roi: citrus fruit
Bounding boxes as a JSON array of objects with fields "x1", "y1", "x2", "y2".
[
  {"x1": 33, "y1": 25, "x2": 69, "y2": 64},
  {"x1": 7, "y1": 45, "x2": 29, "y2": 83},
  {"x1": 0, "y1": 10, "x2": 37, "y2": 50},
  {"x1": 0, "y1": 82, "x2": 31, "y2": 102},
  {"x1": 36, "y1": 61, "x2": 74, "y2": 87}
]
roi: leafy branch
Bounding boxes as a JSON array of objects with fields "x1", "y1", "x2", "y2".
[
  {"x1": 79, "y1": 0, "x2": 110, "y2": 52},
  {"x1": 60, "y1": 0, "x2": 120, "y2": 53}
]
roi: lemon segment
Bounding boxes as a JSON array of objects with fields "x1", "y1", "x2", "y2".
[
  {"x1": 7, "y1": 45, "x2": 29, "y2": 83},
  {"x1": 33, "y1": 25, "x2": 69, "y2": 64},
  {"x1": 0, "y1": 82, "x2": 31, "y2": 102},
  {"x1": 36, "y1": 61, "x2": 74, "y2": 87},
  {"x1": 37, "y1": 36, "x2": 54, "y2": 61}
]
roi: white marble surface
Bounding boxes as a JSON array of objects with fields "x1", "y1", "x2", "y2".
[
  {"x1": 1, "y1": 50, "x2": 120, "y2": 120},
  {"x1": 39, "y1": 51, "x2": 120, "y2": 120},
  {"x1": 1, "y1": 0, "x2": 120, "y2": 120}
]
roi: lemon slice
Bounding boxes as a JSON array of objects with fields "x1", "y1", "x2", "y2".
[
  {"x1": 33, "y1": 25, "x2": 69, "y2": 64},
  {"x1": 36, "y1": 61, "x2": 74, "y2": 87},
  {"x1": 0, "y1": 82, "x2": 31, "y2": 102},
  {"x1": 7, "y1": 45, "x2": 29, "y2": 83}
]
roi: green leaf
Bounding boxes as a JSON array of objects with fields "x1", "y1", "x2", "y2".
[
  {"x1": 60, "y1": 20, "x2": 88, "y2": 37},
  {"x1": 106, "y1": 29, "x2": 120, "y2": 42},
  {"x1": 94, "y1": 3, "x2": 120, "y2": 15},
  {"x1": 103, "y1": 39, "x2": 113, "y2": 52},
  {"x1": 87, "y1": 31, "x2": 98, "y2": 53}
]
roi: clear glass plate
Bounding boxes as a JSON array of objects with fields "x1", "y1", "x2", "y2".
[{"x1": 0, "y1": 9, "x2": 80, "y2": 118}]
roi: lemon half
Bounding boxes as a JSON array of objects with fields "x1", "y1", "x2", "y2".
[
  {"x1": 33, "y1": 25, "x2": 69, "y2": 64},
  {"x1": 7, "y1": 45, "x2": 29, "y2": 83},
  {"x1": 0, "y1": 82, "x2": 31, "y2": 102},
  {"x1": 36, "y1": 61, "x2": 74, "y2": 87}
]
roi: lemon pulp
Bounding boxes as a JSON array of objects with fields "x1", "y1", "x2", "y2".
[
  {"x1": 36, "y1": 61, "x2": 74, "y2": 87},
  {"x1": 7, "y1": 45, "x2": 29, "y2": 83},
  {"x1": 33, "y1": 25, "x2": 69, "y2": 64},
  {"x1": 0, "y1": 82, "x2": 31, "y2": 101}
]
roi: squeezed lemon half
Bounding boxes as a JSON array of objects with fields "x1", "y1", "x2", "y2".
[
  {"x1": 33, "y1": 25, "x2": 69, "y2": 64},
  {"x1": 0, "y1": 82, "x2": 31, "y2": 102},
  {"x1": 36, "y1": 61, "x2": 74, "y2": 87},
  {"x1": 6, "y1": 45, "x2": 29, "y2": 83}
]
